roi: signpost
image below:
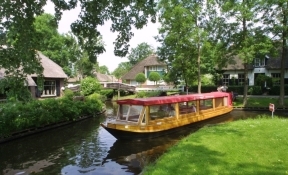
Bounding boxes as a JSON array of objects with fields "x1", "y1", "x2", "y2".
[{"x1": 269, "y1": 103, "x2": 275, "y2": 118}]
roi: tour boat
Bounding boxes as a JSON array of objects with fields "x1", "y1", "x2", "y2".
[{"x1": 101, "y1": 91, "x2": 233, "y2": 140}]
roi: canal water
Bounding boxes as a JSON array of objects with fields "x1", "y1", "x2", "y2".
[{"x1": 0, "y1": 102, "x2": 284, "y2": 175}]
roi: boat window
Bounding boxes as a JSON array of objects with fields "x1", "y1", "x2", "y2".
[
  {"x1": 149, "y1": 104, "x2": 176, "y2": 120},
  {"x1": 117, "y1": 105, "x2": 143, "y2": 123},
  {"x1": 215, "y1": 97, "x2": 223, "y2": 108},
  {"x1": 179, "y1": 101, "x2": 197, "y2": 115},
  {"x1": 200, "y1": 99, "x2": 213, "y2": 110},
  {"x1": 141, "y1": 108, "x2": 146, "y2": 124}
]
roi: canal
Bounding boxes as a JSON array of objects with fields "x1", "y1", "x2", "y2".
[{"x1": 0, "y1": 102, "x2": 283, "y2": 175}]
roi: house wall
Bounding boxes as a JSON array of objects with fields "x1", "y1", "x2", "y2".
[
  {"x1": 33, "y1": 78, "x2": 66, "y2": 98},
  {"x1": 224, "y1": 68, "x2": 288, "y2": 86},
  {"x1": 144, "y1": 65, "x2": 167, "y2": 86}
]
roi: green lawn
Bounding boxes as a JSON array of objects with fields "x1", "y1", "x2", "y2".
[
  {"x1": 233, "y1": 97, "x2": 288, "y2": 108},
  {"x1": 143, "y1": 116, "x2": 288, "y2": 175}
]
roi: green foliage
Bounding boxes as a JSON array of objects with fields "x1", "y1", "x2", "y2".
[
  {"x1": 136, "y1": 91, "x2": 162, "y2": 98},
  {"x1": 0, "y1": 97, "x2": 104, "y2": 138},
  {"x1": 269, "y1": 85, "x2": 288, "y2": 96},
  {"x1": 128, "y1": 42, "x2": 154, "y2": 65},
  {"x1": 62, "y1": 88, "x2": 75, "y2": 100},
  {"x1": 148, "y1": 72, "x2": 161, "y2": 84},
  {"x1": 112, "y1": 62, "x2": 132, "y2": 79},
  {"x1": 80, "y1": 77, "x2": 102, "y2": 96},
  {"x1": 255, "y1": 74, "x2": 272, "y2": 87},
  {"x1": 0, "y1": 0, "x2": 157, "y2": 93},
  {"x1": 100, "y1": 89, "x2": 114, "y2": 99},
  {"x1": 135, "y1": 73, "x2": 146, "y2": 84},
  {"x1": 98, "y1": 65, "x2": 110, "y2": 75},
  {"x1": 75, "y1": 52, "x2": 95, "y2": 78},
  {"x1": 87, "y1": 93, "x2": 107, "y2": 103},
  {"x1": 33, "y1": 14, "x2": 81, "y2": 77},
  {"x1": 156, "y1": 0, "x2": 218, "y2": 92},
  {"x1": 0, "y1": 77, "x2": 33, "y2": 102},
  {"x1": 248, "y1": 86, "x2": 262, "y2": 95}
]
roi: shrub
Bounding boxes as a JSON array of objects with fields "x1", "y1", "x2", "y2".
[
  {"x1": 80, "y1": 77, "x2": 102, "y2": 96},
  {"x1": 135, "y1": 73, "x2": 146, "y2": 85},
  {"x1": 148, "y1": 72, "x2": 161, "y2": 84},
  {"x1": 0, "y1": 97, "x2": 104, "y2": 138},
  {"x1": 100, "y1": 89, "x2": 114, "y2": 99}
]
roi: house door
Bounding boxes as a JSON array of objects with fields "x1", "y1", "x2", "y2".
[{"x1": 254, "y1": 73, "x2": 265, "y2": 86}]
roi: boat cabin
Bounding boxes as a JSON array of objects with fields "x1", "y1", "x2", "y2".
[{"x1": 114, "y1": 92, "x2": 232, "y2": 126}]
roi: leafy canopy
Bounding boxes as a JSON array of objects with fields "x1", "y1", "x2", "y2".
[
  {"x1": 0, "y1": 0, "x2": 157, "y2": 76},
  {"x1": 127, "y1": 42, "x2": 154, "y2": 66},
  {"x1": 148, "y1": 72, "x2": 161, "y2": 84},
  {"x1": 135, "y1": 73, "x2": 146, "y2": 84},
  {"x1": 80, "y1": 76, "x2": 102, "y2": 96}
]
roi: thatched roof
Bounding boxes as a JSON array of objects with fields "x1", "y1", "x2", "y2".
[
  {"x1": 0, "y1": 69, "x2": 37, "y2": 86},
  {"x1": 95, "y1": 72, "x2": 117, "y2": 82},
  {"x1": 31, "y1": 52, "x2": 67, "y2": 78},
  {"x1": 0, "y1": 51, "x2": 67, "y2": 86},
  {"x1": 122, "y1": 54, "x2": 166, "y2": 80},
  {"x1": 221, "y1": 55, "x2": 288, "y2": 70}
]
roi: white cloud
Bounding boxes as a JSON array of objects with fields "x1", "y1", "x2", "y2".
[{"x1": 43, "y1": 1, "x2": 160, "y2": 73}]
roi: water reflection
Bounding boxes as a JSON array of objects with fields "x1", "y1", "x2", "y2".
[{"x1": 0, "y1": 102, "x2": 286, "y2": 175}]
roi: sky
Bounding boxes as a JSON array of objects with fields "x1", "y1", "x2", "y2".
[{"x1": 43, "y1": 1, "x2": 160, "y2": 73}]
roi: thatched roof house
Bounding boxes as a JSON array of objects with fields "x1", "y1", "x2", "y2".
[
  {"x1": 122, "y1": 54, "x2": 167, "y2": 85},
  {"x1": 219, "y1": 54, "x2": 288, "y2": 86},
  {"x1": 95, "y1": 72, "x2": 118, "y2": 82},
  {"x1": 221, "y1": 55, "x2": 288, "y2": 70},
  {"x1": 0, "y1": 51, "x2": 67, "y2": 98}
]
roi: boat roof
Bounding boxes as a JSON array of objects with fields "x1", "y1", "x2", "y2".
[{"x1": 117, "y1": 92, "x2": 232, "y2": 106}]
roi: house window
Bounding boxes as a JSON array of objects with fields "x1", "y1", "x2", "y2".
[
  {"x1": 254, "y1": 58, "x2": 265, "y2": 67},
  {"x1": 223, "y1": 74, "x2": 229, "y2": 85},
  {"x1": 42, "y1": 80, "x2": 56, "y2": 96},
  {"x1": 238, "y1": 74, "x2": 245, "y2": 85},
  {"x1": 149, "y1": 66, "x2": 157, "y2": 71},
  {"x1": 271, "y1": 73, "x2": 281, "y2": 85}
]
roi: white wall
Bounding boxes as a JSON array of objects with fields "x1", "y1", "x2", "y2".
[{"x1": 225, "y1": 68, "x2": 288, "y2": 86}]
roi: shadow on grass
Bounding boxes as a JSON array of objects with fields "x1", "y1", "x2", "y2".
[{"x1": 144, "y1": 121, "x2": 288, "y2": 175}]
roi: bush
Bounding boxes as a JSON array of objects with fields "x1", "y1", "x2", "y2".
[
  {"x1": 100, "y1": 89, "x2": 114, "y2": 99},
  {"x1": 135, "y1": 73, "x2": 146, "y2": 84},
  {"x1": 136, "y1": 91, "x2": 162, "y2": 98},
  {"x1": 248, "y1": 86, "x2": 262, "y2": 95},
  {"x1": 80, "y1": 77, "x2": 102, "y2": 96},
  {"x1": 0, "y1": 97, "x2": 104, "y2": 138},
  {"x1": 148, "y1": 72, "x2": 161, "y2": 84}
]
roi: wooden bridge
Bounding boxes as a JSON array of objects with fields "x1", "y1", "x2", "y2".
[{"x1": 101, "y1": 82, "x2": 136, "y2": 92}]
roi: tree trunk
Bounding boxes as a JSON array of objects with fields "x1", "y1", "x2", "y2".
[
  {"x1": 243, "y1": 63, "x2": 248, "y2": 106},
  {"x1": 279, "y1": 5, "x2": 287, "y2": 107},
  {"x1": 197, "y1": 44, "x2": 201, "y2": 94}
]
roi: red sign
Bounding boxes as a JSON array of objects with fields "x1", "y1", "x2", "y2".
[{"x1": 269, "y1": 103, "x2": 275, "y2": 112}]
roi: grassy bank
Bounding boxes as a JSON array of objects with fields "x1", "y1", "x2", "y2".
[
  {"x1": 143, "y1": 116, "x2": 288, "y2": 175},
  {"x1": 233, "y1": 97, "x2": 288, "y2": 108}
]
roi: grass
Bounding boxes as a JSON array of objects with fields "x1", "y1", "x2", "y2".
[
  {"x1": 143, "y1": 116, "x2": 288, "y2": 175},
  {"x1": 233, "y1": 97, "x2": 288, "y2": 108}
]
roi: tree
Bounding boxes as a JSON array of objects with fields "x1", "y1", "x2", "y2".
[
  {"x1": 128, "y1": 42, "x2": 154, "y2": 65},
  {"x1": 157, "y1": 0, "x2": 218, "y2": 93},
  {"x1": 135, "y1": 73, "x2": 146, "y2": 85},
  {"x1": 33, "y1": 13, "x2": 81, "y2": 77},
  {"x1": 148, "y1": 72, "x2": 161, "y2": 85},
  {"x1": 75, "y1": 52, "x2": 95, "y2": 80},
  {"x1": 0, "y1": 0, "x2": 157, "y2": 78},
  {"x1": 218, "y1": 0, "x2": 273, "y2": 106},
  {"x1": 260, "y1": 1, "x2": 288, "y2": 107},
  {"x1": 112, "y1": 62, "x2": 132, "y2": 79}
]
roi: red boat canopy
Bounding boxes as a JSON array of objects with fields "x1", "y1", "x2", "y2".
[{"x1": 117, "y1": 92, "x2": 233, "y2": 106}]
